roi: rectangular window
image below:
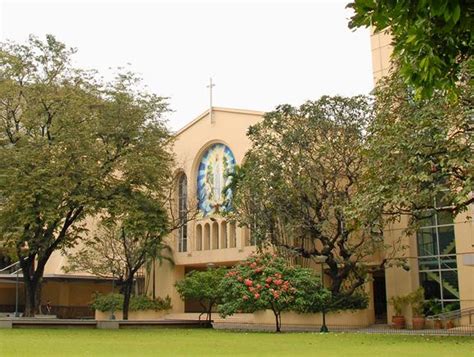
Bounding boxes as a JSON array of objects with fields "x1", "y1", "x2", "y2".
[{"x1": 416, "y1": 203, "x2": 459, "y2": 310}]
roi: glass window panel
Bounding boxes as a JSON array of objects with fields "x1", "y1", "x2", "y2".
[
  {"x1": 438, "y1": 226, "x2": 456, "y2": 255},
  {"x1": 418, "y1": 211, "x2": 436, "y2": 227},
  {"x1": 437, "y1": 210, "x2": 453, "y2": 225},
  {"x1": 417, "y1": 228, "x2": 438, "y2": 256},
  {"x1": 418, "y1": 257, "x2": 439, "y2": 271},
  {"x1": 419, "y1": 272, "x2": 441, "y2": 300},
  {"x1": 441, "y1": 271, "x2": 460, "y2": 300},
  {"x1": 439, "y1": 256, "x2": 457, "y2": 270},
  {"x1": 435, "y1": 193, "x2": 453, "y2": 210}
]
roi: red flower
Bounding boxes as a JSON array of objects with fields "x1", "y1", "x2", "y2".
[
  {"x1": 265, "y1": 277, "x2": 273, "y2": 284},
  {"x1": 254, "y1": 293, "x2": 260, "y2": 299},
  {"x1": 265, "y1": 284, "x2": 270, "y2": 288},
  {"x1": 250, "y1": 262, "x2": 257, "y2": 269},
  {"x1": 244, "y1": 279, "x2": 253, "y2": 287},
  {"x1": 274, "y1": 279, "x2": 283, "y2": 286}
]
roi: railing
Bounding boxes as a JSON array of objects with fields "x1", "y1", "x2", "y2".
[
  {"x1": 0, "y1": 261, "x2": 21, "y2": 275},
  {"x1": 427, "y1": 307, "x2": 474, "y2": 324}
]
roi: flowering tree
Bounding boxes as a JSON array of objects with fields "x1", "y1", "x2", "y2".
[{"x1": 219, "y1": 253, "x2": 330, "y2": 332}]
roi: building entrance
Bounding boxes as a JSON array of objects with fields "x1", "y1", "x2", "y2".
[{"x1": 373, "y1": 271, "x2": 387, "y2": 324}]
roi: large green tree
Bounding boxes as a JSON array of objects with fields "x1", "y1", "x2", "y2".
[
  {"x1": 0, "y1": 35, "x2": 172, "y2": 316},
  {"x1": 358, "y1": 64, "x2": 473, "y2": 224},
  {"x1": 230, "y1": 96, "x2": 386, "y2": 307},
  {"x1": 348, "y1": 0, "x2": 472, "y2": 99}
]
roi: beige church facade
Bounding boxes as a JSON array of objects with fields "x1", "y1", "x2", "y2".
[
  {"x1": 1, "y1": 31, "x2": 472, "y2": 327},
  {"x1": 150, "y1": 105, "x2": 473, "y2": 328},
  {"x1": 149, "y1": 31, "x2": 473, "y2": 328}
]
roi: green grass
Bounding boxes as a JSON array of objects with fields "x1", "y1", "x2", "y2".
[{"x1": 0, "y1": 329, "x2": 472, "y2": 356}]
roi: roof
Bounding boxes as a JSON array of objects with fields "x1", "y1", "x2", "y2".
[{"x1": 174, "y1": 107, "x2": 265, "y2": 137}]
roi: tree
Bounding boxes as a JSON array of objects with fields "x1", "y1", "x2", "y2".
[
  {"x1": 347, "y1": 0, "x2": 472, "y2": 99},
  {"x1": 230, "y1": 96, "x2": 386, "y2": 307},
  {"x1": 357, "y1": 64, "x2": 473, "y2": 225},
  {"x1": 219, "y1": 253, "x2": 330, "y2": 332},
  {"x1": 66, "y1": 190, "x2": 173, "y2": 320},
  {"x1": 175, "y1": 267, "x2": 227, "y2": 323},
  {"x1": 0, "y1": 35, "x2": 172, "y2": 316}
]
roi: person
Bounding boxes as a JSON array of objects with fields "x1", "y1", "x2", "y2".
[{"x1": 45, "y1": 300, "x2": 52, "y2": 315}]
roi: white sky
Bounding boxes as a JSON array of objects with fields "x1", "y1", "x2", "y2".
[{"x1": 0, "y1": 0, "x2": 373, "y2": 131}]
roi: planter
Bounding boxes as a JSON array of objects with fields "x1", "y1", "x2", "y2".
[
  {"x1": 95, "y1": 309, "x2": 167, "y2": 320},
  {"x1": 433, "y1": 319, "x2": 443, "y2": 329},
  {"x1": 412, "y1": 316, "x2": 425, "y2": 330},
  {"x1": 392, "y1": 315, "x2": 405, "y2": 329}
]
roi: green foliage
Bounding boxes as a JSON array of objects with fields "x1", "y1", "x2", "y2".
[
  {"x1": 359, "y1": 67, "x2": 473, "y2": 224},
  {"x1": 389, "y1": 294, "x2": 409, "y2": 316},
  {"x1": 0, "y1": 35, "x2": 173, "y2": 315},
  {"x1": 91, "y1": 293, "x2": 123, "y2": 313},
  {"x1": 329, "y1": 292, "x2": 369, "y2": 312},
  {"x1": 175, "y1": 267, "x2": 227, "y2": 321},
  {"x1": 425, "y1": 298, "x2": 443, "y2": 316},
  {"x1": 348, "y1": 0, "x2": 472, "y2": 99},
  {"x1": 129, "y1": 294, "x2": 172, "y2": 312},
  {"x1": 230, "y1": 96, "x2": 384, "y2": 300},
  {"x1": 218, "y1": 253, "x2": 330, "y2": 332},
  {"x1": 407, "y1": 288, "x2": 425, "y2": 317},
  {"x1": 91, "y1": 293, "x2": 172, "y2": 312}
]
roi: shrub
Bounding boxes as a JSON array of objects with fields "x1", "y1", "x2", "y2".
[
  {"x1": 91, "y1": 293, "x2": 172, "y2": 312},
  {"x1": 389, "y1": 295, "x2": 409, "y2": 316},
  {"x1": 407, "y1": 287, "x2": 425, "y2": 317}
]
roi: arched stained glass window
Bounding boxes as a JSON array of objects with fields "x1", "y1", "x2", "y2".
[{"x1": 178, "y1": 174, "x2": 187, "y2": 252}]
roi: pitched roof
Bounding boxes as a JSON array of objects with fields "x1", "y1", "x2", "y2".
[{"x1": 174, "y1": 107, "x2": 265, "y2": 137}]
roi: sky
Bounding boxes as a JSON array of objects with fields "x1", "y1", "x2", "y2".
[{"x1": 0, "y1": 0, "x2": 374, "y2": 131}]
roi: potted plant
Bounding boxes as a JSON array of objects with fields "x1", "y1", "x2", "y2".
[
  {"x1": 408, "y1": 287, "x2": 425, "y2": 330},
  {"x1": 389, "y1": 295, "x2": 407, "y2": 329},
  {"x1": 425, "y1": 298, "x2": 443, "y2": 329}
]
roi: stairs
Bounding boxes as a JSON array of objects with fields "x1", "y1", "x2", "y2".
[{"x1": 426, "y1": 271, "x2": 459, "y2": 298}]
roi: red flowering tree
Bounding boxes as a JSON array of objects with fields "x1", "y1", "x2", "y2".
[{"x1": 218, "y1": 253, "x2": 330, "y2": 332}]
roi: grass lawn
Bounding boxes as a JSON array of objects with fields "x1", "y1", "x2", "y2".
[{"x1": 0, "y1": 328, "x2": 472, "y2": 356}]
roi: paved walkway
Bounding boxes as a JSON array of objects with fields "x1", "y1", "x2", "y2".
[{"x1": 213, "y1": 322, "x2": 474, "y2": 336}]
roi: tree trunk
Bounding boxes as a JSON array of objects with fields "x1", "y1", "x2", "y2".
[
  {"x1": 152, "y1": 260, "x2": 156, "y2": 300},
  {"x1": 207, "y1": 301, "x2": 213, "y2": 323},
  {"x1": 273, "y1": 310, "x2": 281, "y2": 333},
  {"x1": 122, "y1": 279, "x2": 133, "y2": 320},
  {"x1": 21, "y1": 256, "x2": 44, "y2": 317}
]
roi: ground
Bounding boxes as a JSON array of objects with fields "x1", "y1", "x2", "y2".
[{"x1": 0, "y1": 329, "x2": 472, "y2": 356}]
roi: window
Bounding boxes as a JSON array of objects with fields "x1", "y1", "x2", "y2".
[
  {"x1": 416, "y1": 203, "x2": 459, "y2": 310},
  {"x1": 178, "y1": 174, "x2": 188, "y2": 252}
]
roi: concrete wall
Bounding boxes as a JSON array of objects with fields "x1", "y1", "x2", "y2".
[{"x1": 95, "y1": 309, "x2": 167, "y2": 321}]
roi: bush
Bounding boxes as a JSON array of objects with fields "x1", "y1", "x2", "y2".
[
  {"x1": 175, "y1": 267, "x2": 227, "y2": 322},
  {"x1": 129, "y1": 294, "x2": 172, "y2": 311},
  {"x1": 91, "y1": 293, "x2": 123, "y2": 313},
  {"x1": 91, "y1": 293, "x2": 172, "y2": 312}
]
